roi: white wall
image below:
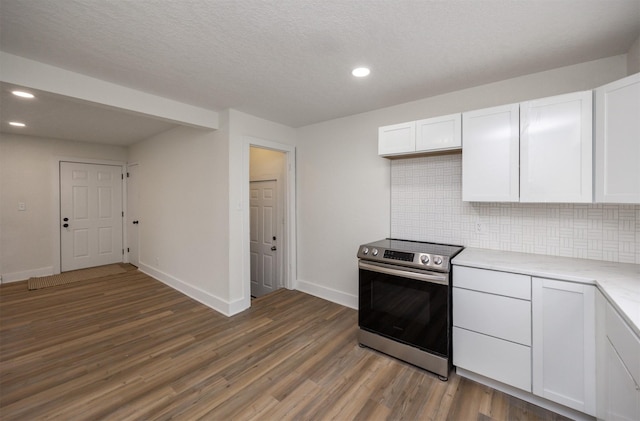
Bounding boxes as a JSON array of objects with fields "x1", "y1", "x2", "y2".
[
  {"x1": 295, "y1": 55, "x2": 628, "y2": 308},
  {"x1": 0, "y1": 133, "x2": 127, "y2": 282},
  {"x1": 127, "y1": 122, "x2": 231, "y2": 311},
  {"x1": 628, "y1": 34, "x2": 640, "y2": 75}
]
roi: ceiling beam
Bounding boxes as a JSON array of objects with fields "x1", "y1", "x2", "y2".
[{"x1": 0, "y1": 52, "x2": 218, "y2": 130}]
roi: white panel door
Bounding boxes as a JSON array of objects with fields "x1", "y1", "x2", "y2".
[
  {"x1": 520, "y1": 91, "x2": 593, "y2": 202},
  {"x1": 127, "y1": 164, "x2": 139, "y2": 267},
  {"x1": 60, "y1": 162, "x2": 123, "y2": 271},
  {"x1": 595, "y1": 73, "x2": 640, "y2": 203},
  {"x1": 462, "y1": 103, "x2": 520, "y2": 202},
  {"x1": 249, "y1": 180, "x2": 279, "y2": 298},
  {"x1": 532, "y1": 277, "x2": 596, "y2": 416}
]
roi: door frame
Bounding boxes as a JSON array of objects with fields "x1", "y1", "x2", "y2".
[
  {"x1": 242, "y1": 137, "x2": 296, "y2": 309},
  {"x1": 52, "y1": 157, "x2": 127, "y2": 275},
  {"x1": 126, "y1": 162, "x2": 140, "y2": 267}
]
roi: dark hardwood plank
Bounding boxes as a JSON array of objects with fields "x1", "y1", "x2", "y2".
[{"x1": 0, "y1": 268, "x2": 571, "y2": 420}]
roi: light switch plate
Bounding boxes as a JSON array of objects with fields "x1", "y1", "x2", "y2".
[{"x1": 18, "y1": 202, "x2": 26, "y2": 211}]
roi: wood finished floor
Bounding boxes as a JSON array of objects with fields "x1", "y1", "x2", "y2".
[{"x1": 0, "y1": 268, "x2": 570, "y2": 420}]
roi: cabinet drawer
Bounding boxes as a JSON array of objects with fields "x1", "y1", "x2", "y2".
[
  {"x1": 606, "y1": 302, "x2": 640, "y2": 384},
  {"x1": 453, "y1": 288, "x2": 531, "y2": 346},
  {"x1": 453, "y1": 327, "x2": 531, "y2": 392},
  {"x1": 453, "y1": 266, "x2": 531, "y2": 299}
]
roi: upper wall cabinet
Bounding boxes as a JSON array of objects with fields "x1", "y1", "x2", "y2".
[
  {"x1": 462, "y1": 91, "x2": 593, "y2": 203},
  {"x1": 520, "y1": 91, "x2": 593, "y2": 203},
  {"x1": 378, "y1": 121, "x2": 416, "y2": 156},
  {"x1": 462, "y1": 104, "x2": 520, "y2": 202},
  {"x1": 378, "y1": 113, "x2": 461, "y2": 157},
  {"x1": 594, "y1": 73, "x2": 640, "y2": 204}
]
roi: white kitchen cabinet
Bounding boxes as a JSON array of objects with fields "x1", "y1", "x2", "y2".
[
  {"x1": 378, "y1": 121, "x2": 415, "y2": 156},
  {"x1": 595, "y1": 72, "x2": 640, "y2": 204},
  {"x1": 597, "y1": 291, "x2": 640, "y2": 421},
  {"x1": 415, "y1": 113, "x2": 461, "y2": 152},
  {"x1": 452, "y1": 266, "x2": 532, "y2": 391},
  {"x1": 379, "y1": 113, "x2": 461, "y2": 157},
  {"x1": 605, "y1": 339, "x2": 640, "y2": 421},
  {"x1": 532, "y1": 277, "x2": 596, "y2": 416},
  {"x1": 453, "y1": 327, "x2": 532, "y2": 392},
  {"x1": 462, "y1": 103, "x2": 520, "y2": 202},
  {"x1": 520, "y1": 91, "x2": 593, "y2": 203}
]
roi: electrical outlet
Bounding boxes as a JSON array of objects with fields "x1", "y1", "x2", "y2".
[
  {"x1": 475, "y1": 221, "x2": 486, "y2": 234},
  {"x1": 18, "y1": 202, "x2": 26, "y2": 211}
]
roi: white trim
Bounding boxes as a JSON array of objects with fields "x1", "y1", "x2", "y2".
[
  {"x1": 1, "y1": 266, "x2": 54, "y2": 283},
  {"x1": 53, "y1": 157, "x2": 126, "y2": 274},
  {"x1": 138, "y1": 262, "x2": 235, "y2": 317},
  {"x1": 295, "y1": 279, "x2": 358, "y2": 310},
  {"x1": 125, "y1": 162, "x2": 140, "y2": 266},
  {"x1": 242, "y1": 136, "x2": 297, "y2": 312},
  {"x1": 455, "y1": 368, "x2": 595, "y2": 421}
]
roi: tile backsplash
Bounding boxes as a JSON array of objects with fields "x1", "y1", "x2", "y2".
[{"x1": 391, "y1": 154, "x2": 640, "y2": 264}]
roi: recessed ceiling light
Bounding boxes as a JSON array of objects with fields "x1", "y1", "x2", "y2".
[
  {"x1": 352, "y1": 67, "x2": 370, "y2": 77},
  {"x1": 12, "y1": 90, "x2": 34, "y2": 99},
  {"x1": 9, "y1": 121, "x2": 26, "y2": 127}
]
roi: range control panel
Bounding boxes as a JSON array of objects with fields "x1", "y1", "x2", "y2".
[{"x1": 357, "y1": 246, "x2": 447, "y2": 271}]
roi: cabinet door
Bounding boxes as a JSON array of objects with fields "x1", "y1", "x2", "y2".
[
  {"x1": 532, "y1": 277, "x2": 596, "y2": 416},
  {"x1": 595, "y1": 73, "x2": 640, "y2": 204},
  {"x1": 605, "y1": 338, "x2": 640, "y2": 421},
  {"x1": 378, "y1": 121, "x2": 415, "y2": 156},
  {"x1": 520, "y1": 91, "x2": 593, "y2": 202},
  {"x1": 462, "y1": 104, "x2": 520, "y2": 202},
  {"x1": 415, "y1": 113, "x2": 461, "y2": 152}
]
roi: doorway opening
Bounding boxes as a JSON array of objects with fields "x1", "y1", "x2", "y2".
[
  {"x1": 242, "y1": 137, "x2": 296, "y2": 310},
  {"x1": 249, "y1": 147, "x2": 286, "y2": 298}
]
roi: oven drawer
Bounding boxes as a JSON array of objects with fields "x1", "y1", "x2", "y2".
[
  {"x1": 453, "y1": 266, "x2": 531, "y2": 299},
  {"x1": 453, "y1": 287, "x2": 531, "y2": 346},
  {"x1": 453, "y1": 327, "x2": 532, "y2": 392}
]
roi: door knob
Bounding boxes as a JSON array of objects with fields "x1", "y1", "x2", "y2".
[
  {"x1": 271, "y1": 246, "x2": 277, "y2": 251},
  {"x1": 132, "y1": 220, "x2": 139, "y2": 224},
  {"x1": 63, "y1": 223, "x2": 69, "y2": 228},
  {"x1": 63, "y1": 217, "x2": 69, "y2": 222}
]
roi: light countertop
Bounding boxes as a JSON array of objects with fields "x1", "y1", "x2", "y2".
[{"x1": 452, "y1": 248, "x2": 640, "y2": 337}]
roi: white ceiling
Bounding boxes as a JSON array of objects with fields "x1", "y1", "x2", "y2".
[
  {"x1": 0, "y1": 83, "x2": 178, "y2": 145},
  {"x1": 1, "y1": 0, "x2": 639, "y2": 143}
]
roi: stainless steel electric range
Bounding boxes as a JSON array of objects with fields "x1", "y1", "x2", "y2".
[{"x1": 357, "y1": 238, "x2": 464, "y2": 380}]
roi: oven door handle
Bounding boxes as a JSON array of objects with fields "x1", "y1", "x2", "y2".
[{"x1": 358, "y1": 261, "x2": 449, "y2": 285}]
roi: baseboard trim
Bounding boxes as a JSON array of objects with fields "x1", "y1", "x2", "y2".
[
  {"x1": 1, "y1": 266, "x2": 55, "y2": 283},
  {"x1": 295, "y1": 279, "x2": 357, "y2": 309},
  {"x1": 455, "y1": 367, "x2": 595, "y2": 421},
  {"x1": 137, "y1": 262, "x2": 240, "y2": 317}
]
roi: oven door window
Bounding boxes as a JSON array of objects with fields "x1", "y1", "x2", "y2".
[{"x1": 359, "y1": 268, "x2": 449, "y2": 356}]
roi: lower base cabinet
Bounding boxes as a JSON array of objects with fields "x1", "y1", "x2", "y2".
[
  {"x1": 605, "y1": 339, "x2": 640, "y2": 420},
  {"x1": 453, "y1": 264, "x2": 639, "y2": 419},
  {"x1": 453, "y1": 327, "x2": 531, "y2": 391},
  {"x1": 599, "y1": 292, "x2": 640, "y2": 421},
  {"x1": 532, "y1": 277, "x2": 596, "y2": 416}
]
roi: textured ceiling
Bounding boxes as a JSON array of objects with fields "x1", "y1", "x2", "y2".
[
  {"x1": 0, "y1": 83, "x2": 178, "y2": 145},
  {"x1": 1, "y1": 0, "x2": 639, "y2": 139}
]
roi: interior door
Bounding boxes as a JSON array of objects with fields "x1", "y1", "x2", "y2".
[
  {"x1": 127, "y1": 164, "x2": 139, "y2": 267},
  {"x1": 60, "y1": 162, "x2": 123, "y2": 272},
  {"x1": 250, "y1": 180, "x2": 278, "y2": 297}
]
